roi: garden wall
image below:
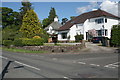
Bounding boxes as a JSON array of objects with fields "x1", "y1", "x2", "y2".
[{"x1": 16, "y1": 43, "x2": 85, "y2": 53}]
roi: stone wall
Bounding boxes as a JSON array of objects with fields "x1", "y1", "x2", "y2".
[{"x1": 16, "y1": 43, "x2": 85, "y2": 53}]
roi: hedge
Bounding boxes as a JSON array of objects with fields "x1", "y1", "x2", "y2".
[
  {"x1": 14, "y1": 38, "x2": 44, "y2": 46},
  {"x1": 3, "y1": 40, "x2": 13, "y2": 47},
  {"x1": 75, "y1": 34, "x2": 84, "y2": 42},
  {"x1": 111, "y1": 25, "x2": 120, "y2": 46}
]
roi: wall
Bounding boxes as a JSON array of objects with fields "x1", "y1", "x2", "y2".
[
  {"x1": 83, "y1": 17, "x2": 119, "y2": 40},
  {"x1": 16, "y1": 43, "x2": 85, "y2": 53}
]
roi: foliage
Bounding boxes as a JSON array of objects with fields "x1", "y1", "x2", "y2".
[
  {"x1": 61, "y1": 18, "x2": 68, "y2": 25},
  {"x1": 2, "y1": 24, "x2": 21, "y2": 41},
  {"x1": 20, "y1": 9, "x2": 44, "y2": 38},
  {"x1": 111, "y1": 25, "x2": 120, "y2": 46},
  {"x1": 70, "y1": 16, "x2": 76, "y2": 20},
  {"x1": 42, "y1": 7, "x2": 57, "y2": 28},
  {"x1": 14, "y1": 39, "x2": 23, "y2": 47},
  {"x1": 3, "y1": 40, "x2": 13, "y2": 47},
  {"x1": 22, "y1": 38, "x2": 44, "y2": 46},
  {"x1": 19, "y1": 0, "x2": 32, "y2": 25},
  {"x1": 42, "y1": 18, "x2": 50, "y2": 29},
  {"x1": 75, "y1": 34, "x2": 84, "y2": 42},
  {"x1": 14, "y1": 38, "x2": 44, "y2": 46},
  {"x1": 33, "y1": 36, "x2": 41, "y2": 39},
  {"x1": 48, "y1": 7, "x2": 57, "y2": 24},
  {"x1": 2, "y1": 7, "x2": 20, "y2": 28}
]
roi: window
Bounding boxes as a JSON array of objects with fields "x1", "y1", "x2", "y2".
[
  {"x1": 105, "y1": 18, "x2": 107, "y2": 23},
  {"x1": 62, "y1": 33, "x2": 67, "y2": 39},
  {"x1": 105, "y1": 29, "x2": 108, "y2": 36},
  {"x1": 95, "y1": 18, "x2": 104, "y2": 24}
]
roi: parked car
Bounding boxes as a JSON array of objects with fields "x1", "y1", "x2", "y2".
[{"x1": 92, "y1": 37, "x2": 109, "y2": 43}]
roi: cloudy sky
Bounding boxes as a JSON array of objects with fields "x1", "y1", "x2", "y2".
[{"x1": 2, "y1": 0, "x2": 119, "y2": 22}]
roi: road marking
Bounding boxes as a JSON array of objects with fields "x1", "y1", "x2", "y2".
[
  {"x1": 104, "y1": 65, "x2": 116, "y2": 68},
  {"x1": 0, "y1": 56, "x2": 8, "y2": 60},
  {"x1": 15, "y1": 61, "x2": 40, "y2": 71},
  {"x1": 90, "y1": 64, "x2": 100, "y2": 67},
  {"x1": 63, "y1": 76, "x2": 72, "y2": 80},
  {"x1": 78, "y1": 62, "x2": 86, "y2": 64},
  {"x1": 104, "y1": 62, "x2": 120, "y2": 69}
]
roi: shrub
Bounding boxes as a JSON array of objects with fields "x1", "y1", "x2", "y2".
[
  {"x1": 111, "y1": 25, "x2": 120, "y2": 47},
  {"x1": 75, "y1": 34, "x2": 84, "y2": 42},
  {"x1": 3, "y1": 40, "x2": 13, "y2": 47},
  {"x1": 33, "y1": 36, "x2": 41, "y2": 39},
  {"x1": 14, "y1": 39, "x2": 23, "y2": 47}
]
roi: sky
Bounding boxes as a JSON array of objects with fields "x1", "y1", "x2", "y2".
[{"x1": 2, "y1": 0, "x2": 119, "y2": 23}]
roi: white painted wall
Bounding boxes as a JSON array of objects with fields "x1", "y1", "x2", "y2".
[
  {"x1": 104, "y1": 17, "x2": 119, "y2": 38},
  {"x1": 58, "y1": 16, "x2": 119, "y2": 41},
  {"x1": 47, "y1": 26, "x2": 58, "y2": 34}
]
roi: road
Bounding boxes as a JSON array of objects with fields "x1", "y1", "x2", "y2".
[{"x1": 0, "y1": 42, "x2": 119, "y2": 79}]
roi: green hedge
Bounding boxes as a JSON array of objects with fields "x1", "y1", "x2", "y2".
[
  {"x1": 111, "y1": 25, "x2": 120, "y2": 46},
  {"x1": 14, "y1": 38, "x2": 44, "y2": 46},
  {"x1": 3, "y1": 40, "x2": 13, "y2": 47},
  {"x1": 75, "y1": 34, "x2": 84, "y2": 42}
]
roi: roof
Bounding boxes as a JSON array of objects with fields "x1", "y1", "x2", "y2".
[
  {"x1": 45, "y1": 21, "x2": 62, "y2": 30},
  {"x1": 59, "y1": 9, "x2": 120, "y2": 31}
]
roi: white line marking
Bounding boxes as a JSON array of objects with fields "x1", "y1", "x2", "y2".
[
  {"x1": 90, "y1": 64, "x2": 100, "y2": 67},
  {"x1": 104, "y1": 62, "x2": 120, "y2": 68},
  {"x1": 104, "y1": 65, "x2": 116, "y2": 68},
  {"x1": 63, "y1": 76, "x2": 72, "y2": 80},
  {"x1": 15, "y1": 61, "x2": 40, "y2": 71},
  {"x1": 0, "y1": 56, "x2": 8, "y2": 60},
  {"x1": 78, "y1": 62, "x2": 86, "y2": 64}
]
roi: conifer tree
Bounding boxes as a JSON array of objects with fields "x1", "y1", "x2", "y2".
[{"x1": 20, "y1": 9, "x2": 43, "y2": 38}]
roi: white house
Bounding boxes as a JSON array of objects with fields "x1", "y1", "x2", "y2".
[
  {"x1": 58, "y1": 9, "x2": 120, "y2": 41},
  {"x1": 45, "y1": 17, "x2": 62, "y2": 35}
]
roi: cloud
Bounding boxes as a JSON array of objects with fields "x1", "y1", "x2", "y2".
[
  {"x1": 76, "y1": 2, "x2": 99, "y2": 14},
  {"x1": 100, "y1": 0, "x2": 118, "y2": 16},
  {"x1": 76, "y1": 0, "x2": 119, "y2": 17}
]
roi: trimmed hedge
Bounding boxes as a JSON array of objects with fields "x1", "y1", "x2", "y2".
[
  {"x1": 14, "y1": 38, "x2": 44, "y2": 46},
  {"x1": 111, "y1": 25, "x2": 120, "y2": 46},
  {"x1": 3, "y1": 40, "x2": 13, "y2": 47},
  {"x1": 75, "y1": 34, "x2": 84, "y2": 42}
]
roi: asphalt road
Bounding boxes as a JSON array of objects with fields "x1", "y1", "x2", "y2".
[{"x1": 0, "y1": 42, "x2": 119, "y2": 79}]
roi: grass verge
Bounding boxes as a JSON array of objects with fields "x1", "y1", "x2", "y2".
[{"x1": 0, "y1": 47, "x2": 47, "y2": 53}]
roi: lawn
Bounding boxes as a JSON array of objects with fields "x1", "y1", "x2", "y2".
[{"x1": 0, "y1": 47, "x2": 47, "y2": 53}]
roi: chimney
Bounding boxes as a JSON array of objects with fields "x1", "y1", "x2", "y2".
[{"x1": 54, "y1": 16, "x2": 59, "y2": 22}]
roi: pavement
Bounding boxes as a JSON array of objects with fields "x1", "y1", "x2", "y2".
[{"x1": 0, "y1": 42, "x2": 119, "y2": 79}]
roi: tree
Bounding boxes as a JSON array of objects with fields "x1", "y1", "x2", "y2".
[
  {"x1": 2, "y1": 7, "x2": 20, "y2": 28},
  {"x1": 42, "y1": 18, "x2": 49, "y2": 28},
  {"x1": 70, "y1": 16, "x2": 76, "y2": 20},
  {"x1": 20, "y1": 9, "x2": 44, "y2": 38},
  {"x1": 61, "y1": 18, "x2": 68, "y2": 25},
  {"x1": 48, "y1": 7, "x2": 57, "y2": 24},
  {"x1": 19, "y1": 0, "x2": 32, "y2": 25},
  {"x1": 111, "y1": 25, "x2": 120, "y2": 46}
]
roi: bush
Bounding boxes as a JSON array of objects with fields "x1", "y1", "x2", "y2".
[
  {"x1": 22, "y1": 38, "x2": 44, "y2": 46},
  {"x1": 14, "y1": 38, "x2": 44, "y2": 46},
  {"x1": 75, "y1": 34, "x2": 84, "y2": 42},
  {"x1": 3, "y1": 40, "x2": 13, "y2": 47},
  {"x1": 14, "y1": 39, "x2": 23, "y2": 47},
  {"x1": 111, "y1": 25, "x2": 120, "y2": 47}
]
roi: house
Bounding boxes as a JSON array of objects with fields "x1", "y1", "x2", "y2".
[
  {"x1": 45, "y1": 17, "x2": 62, "y2": 35},
  {"x1": 44, "y1": 17, "x2": 62, "y2": 42},
  {"x1": 58, "y1": 9, "x2": 120, "y2": 42}
]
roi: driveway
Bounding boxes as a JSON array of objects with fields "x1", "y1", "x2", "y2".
[{"x1": 81, "y1": 42, "x2": 117, "y2": 53}]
